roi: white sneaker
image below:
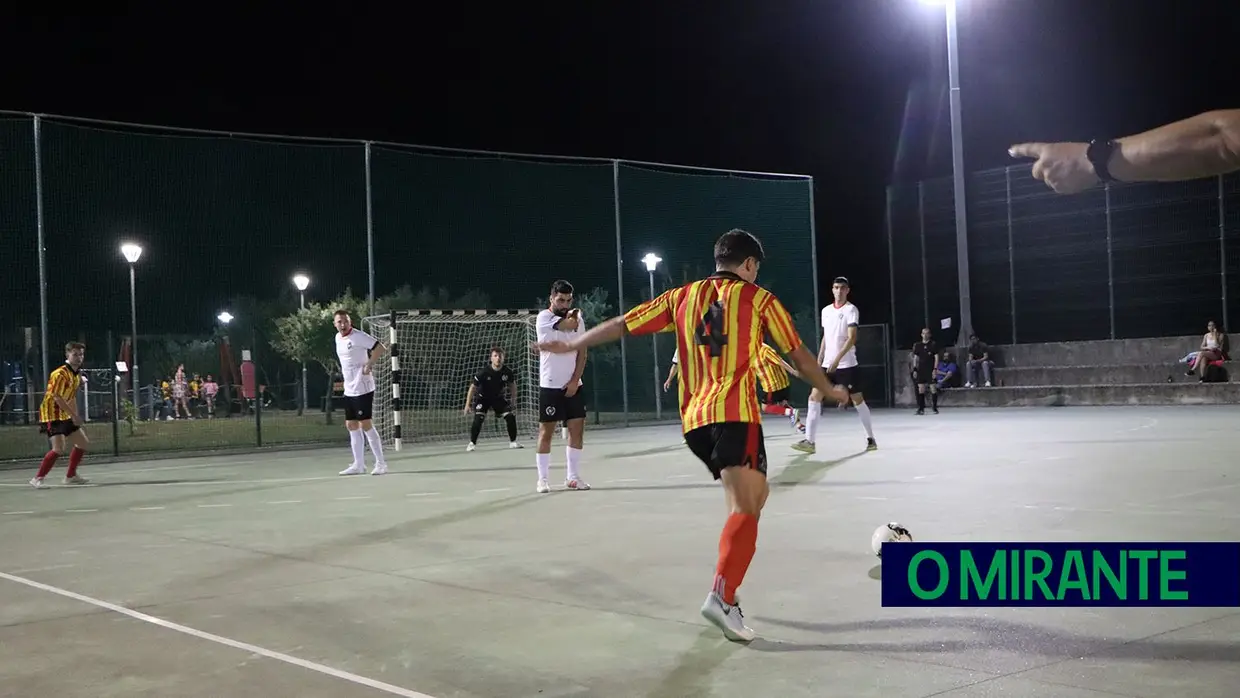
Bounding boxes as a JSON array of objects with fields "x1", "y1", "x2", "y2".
[
  {"x1": 965, "y1": 382, "x2": 975, "y2": 388},
  {"x1": 370, "y1": 463, "x2": 388, "y2": 476},
  {"x1": 985, "y1": 381, "x2": 992, "y2": 387},
  {"x1": 791, "y1": 439, "x2": 816, "y2": 454},
  {"x1": 30, "y1": 477, "x2": 46, "y2": 489},
  {"x1": 536, "y1": 478, "x2": 551, "y2": 494},
  {"x1": 508, "y1": 441, "x2": 524, "y2": 449},
  {"x1": 63, "y1": 475, "x2": 90, "y2": 485},
  {"x1": 338, "y1": 463, "x2": 366, "y2": 476},
  {"x1": 787, "y1": 407, "x2": 799, "y2": 429},
  {"x1": 466, "y1": 443, "x2": 477, "y2": 452},
  {"x1": 700, "y1": 591, "x2": 755, "y2": 642},
  {"x1": 565, "y1": 478, "x2": 590, "y2": 491}
]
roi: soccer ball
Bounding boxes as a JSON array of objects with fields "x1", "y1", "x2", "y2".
[{"x1": 871, "y1": 522, "x2": 913, "y2": 557}]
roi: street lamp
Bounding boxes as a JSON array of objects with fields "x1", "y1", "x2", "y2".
[
  {"x1": 641, "y1": 252, "x2": 664, "y2": 420},
  {"x1": 291, "y1": 273, "x2": 310, "y2": 415},
  {"x1": 919, "y1": 0, "x2": 973, "y2": 345},
  {"x1": 119, "y1": 242, "x2": 143, "y2": 413},
  {"x1": 217, "y1": 311, "x2": 233, "y2": 325}
]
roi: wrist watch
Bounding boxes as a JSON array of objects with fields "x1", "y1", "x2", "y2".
[{"x1": 1086, "y1": 139, "x2": 1118, "y2": 183}]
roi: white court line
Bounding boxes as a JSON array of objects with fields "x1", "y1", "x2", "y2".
[
  {"x1": 267, "y1": 500, "x2": 303, "y2": 505},
  {"x1": 475, "y1": 488, "x2": 510, "y2": 494},
  {"x1": 64, "y1": 509, "x2": 98, "y2": 513},
  {"x1": 0, "y1": 570, "x2": 437, "y2": 698},
  {"x1": 3, "y1": 510, "x2": 34, "y2": 516},
  {"x1": 334, "y1": 496, "x2": 372, "y2": 501},
  {"x1": 130, "y1": 506, "x2": 166, "y2": 511},
  {"x1": 406, "y1": 492, "x2": 440, "y2": 497},
  {"x1": 197, "y1": 504, "x2": 233, "y2": 508}
]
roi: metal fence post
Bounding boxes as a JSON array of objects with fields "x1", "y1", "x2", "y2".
[
  {"x1": 885, "y1": 186, "x2": 898, "y2": 349},
  {"x1": 33, "y1": 114, "x2": 50, "y2": 383},
  {"x1": 918, "y1": 180, "x2": 929, "y2": 328},
  {"x1": 1220, "y1": 175, "x2": 1229, "y2": 332},
  {"x1": 1006, "y1": 165, "x2": 1017, "y2": 344},
  {"x1": 612, "y1": 160, "x2": 630, "y2": 426},
  {"x1": 364, "y1": 141, "x2": 376, "y2": 318},
  {"x1": 810, "y1": 178, "x2": 822, "y2": 348},
  {"x1": 1105, "y1": 182, "x2": 1116, "y2": 339}
]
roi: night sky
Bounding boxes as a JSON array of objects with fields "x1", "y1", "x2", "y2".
[{"x1": 3, "y1": 1, "x2": 1238, "y2": 338}]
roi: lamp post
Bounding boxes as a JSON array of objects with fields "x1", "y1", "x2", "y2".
[
  {"x1": 120, "y1": 242, "x2": 143, "y2": 415},
  {"x1": 641, "y1": 252, "x2": 663, "y2": 420},
  {"x1": 919, "y1": 0, "x2": 973, "y2": 345},
  {"x1": 292, "y1": 273, "x2": 310, "y2": 416}
]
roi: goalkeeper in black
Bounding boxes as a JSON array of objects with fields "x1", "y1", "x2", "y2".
[{"x1": 463, "y1": 347, "x2": 523, "y2": 451}]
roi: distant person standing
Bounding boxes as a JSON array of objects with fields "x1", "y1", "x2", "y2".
[
  {"x1": 793, "y1": 276, "x2": 877, "y2": 454},
  {"x1": 910, "y1": 328, "x2": 939, "y2": 415},
  {"x1": 333, "y1": 310, "x2": 389, "y2": 476}
]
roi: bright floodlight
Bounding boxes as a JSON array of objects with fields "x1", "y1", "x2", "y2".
[
  {"x1": 292, "y1": 273, "x2": 310, "y2": 292},
  {"x1": 918, "y1": 0, "x2": 951, "y2": 5},
  {"x1": 641, "y1": 253, "x2": 663, "y2": 272},
  {"x1": 217, "y1": 311, "x2": 234, "y2": 325},
  {"x1": 120, "y1": 243, "x2": 143, "y2": 264}
]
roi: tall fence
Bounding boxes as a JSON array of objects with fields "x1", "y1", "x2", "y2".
[
  {"x1": 0, "y1": 111, "x2": 821, "y2": 461},
  {"x1": 888, "y1": 165, "x2": 1240, "y2": 349}
]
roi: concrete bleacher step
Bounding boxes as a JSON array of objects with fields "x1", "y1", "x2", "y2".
[
  {"x1": 920, "y1": 382, "x2": 1240, "y2": 408},
  {"x1": 997, "y1": 335, "x2": 1216, "y2": 368},
  {"x1": 995, "y1": 363, "x2": 1226, "y2": 387}
]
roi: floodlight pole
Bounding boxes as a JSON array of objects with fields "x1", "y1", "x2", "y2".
[
  {"x1": 647, "y1": 269, "x2": 662, "y2": 421},
  {"x1": 942, "y1": 0, "x2": 974, "y2": 345}
]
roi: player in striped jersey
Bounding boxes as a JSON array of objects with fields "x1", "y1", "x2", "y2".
[
  {"x1": 536, "y1": 229, "x2": 847, "y2": 642},
  {"x1": 31, "y1": 342, "x2": 91, "y2": 488},
  {"x1": 753, "y1": 342, "x2": 805, "y2": 431}
]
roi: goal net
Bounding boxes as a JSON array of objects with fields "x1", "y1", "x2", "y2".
[
  {"x1": 364, "y1": 310, "x2": 540, "y2": 448},
  {"x1": 80, "y1": 368, "x2": 118, "y2": 423}
]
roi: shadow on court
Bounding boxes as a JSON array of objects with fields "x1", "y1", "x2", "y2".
[{"x1": 769, "y1": 451, "x2": 868, "y2": 489}]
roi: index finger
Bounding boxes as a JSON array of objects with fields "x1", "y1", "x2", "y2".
[{"x1": 1007, "y1": 142, "x2": 1046, "y2": 160}]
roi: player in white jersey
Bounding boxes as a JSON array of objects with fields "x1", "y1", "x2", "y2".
[
  {"x1": 533, "y1": 280, "x2": 591, "y2": 493},
  {"x1": 792, "y1": 276, "x2": 878, "y2": 454},
  {"x1": 333, "y1": 309, "x2": 390, "y2": 475}
]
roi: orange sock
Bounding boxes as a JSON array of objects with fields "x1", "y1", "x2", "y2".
[{"x1": 713, "y1": 512, "x2": 759, "y2": 605}]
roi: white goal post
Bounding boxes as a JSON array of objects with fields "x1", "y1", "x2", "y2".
[{"x1": 364, "y1": 309, "x2": 541, "y2": 449}]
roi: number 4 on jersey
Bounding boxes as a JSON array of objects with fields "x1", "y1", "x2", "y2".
[{"x1": 695, "y1": 301, "x2": 728, "y2": 356}]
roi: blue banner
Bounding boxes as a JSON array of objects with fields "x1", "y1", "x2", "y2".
[{"x1": 880, "y1": 542, "x2": 1240, "y2": 607}]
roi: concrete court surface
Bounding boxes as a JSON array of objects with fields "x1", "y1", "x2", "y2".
[{"x1": 0, "y1": 406, "x2": 1238, "y2": 698}]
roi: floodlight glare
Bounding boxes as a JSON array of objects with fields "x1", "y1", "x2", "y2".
[
  {"x1": 120, "y1": 243, "x2": 144, "y2": 264},
  {"x1": 217, "y1": 311, "x2": 234, "y2": 325},
  {"x1": 641, "y1": 253, "x2": 663, "y2": 272},
  {"x1": 292, "y1": 273, "x2": 310, "y2": 292}
]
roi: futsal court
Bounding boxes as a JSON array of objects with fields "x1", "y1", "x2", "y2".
[{"x1": 1, "y1": 405, "x2": 1237, "y2": 698}]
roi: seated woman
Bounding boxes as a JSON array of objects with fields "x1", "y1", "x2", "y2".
[{"x1": 1188, "y1": 320, "x2": 1227, "y2": 381}]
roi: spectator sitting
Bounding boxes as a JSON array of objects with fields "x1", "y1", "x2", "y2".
[
  {"x1": 965, "y1": 334, "x2": 995, "y2": 388},
  {"x1": 934, "y1": 350, "x2": 959, "y2": 390},
  {"x1": 1187, "y1": 320, "x2": 1228, "y2": 381}
]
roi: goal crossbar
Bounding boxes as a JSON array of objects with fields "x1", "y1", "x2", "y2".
[{"x1": 363, "y1": 309, "x2": 541, "y2": 450}]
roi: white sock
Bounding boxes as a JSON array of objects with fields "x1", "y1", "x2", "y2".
[
  {"x1": 855, "y1": 401, "x2": 874, "y2": 439},
  {"x1": 566, "y1": 446, "x2": 582, "y2": 481},
  {"x1": 536, "y1": 453, "x2": 551, "y2": 481},
  {"x1": 364, "y1": 427, "x2": 386, "y2": 465},
  {"x1": 348, "y1": 429, "x2": 365, "y2": 465},
  {"x1": 806, "y1": 402, "x2": 822, "y2": 443}
]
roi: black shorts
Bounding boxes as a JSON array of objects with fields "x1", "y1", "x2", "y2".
[
  {"x1": 826, "y1": 366, "x2": 864, "y2": 396},
  {"x1": 343, "y1": 391, "x2": 376, "y2": 421},
  {"x1": 538, "y1": 386, "x2": 586, "y2": 423},
  {"x1": 39, "y1": 419, "x2": 80, "y2": 438},
  {"x1": 474, "y1": 396, "x2": 513, "y2": 416},
  {"x1": 764, "y1": 387, "x2": 791, "y2": 405},
  {"x1": 684, "y1": 422, "x2": 768, "y2": 481}
]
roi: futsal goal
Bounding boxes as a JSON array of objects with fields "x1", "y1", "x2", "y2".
[{"x1": 364, "y1": 310, "x2": 541, "y2": 449}]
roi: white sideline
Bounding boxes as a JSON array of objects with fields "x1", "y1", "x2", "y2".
[{"x1": 0, "y1": 571, "x2": 437, "y2": 698}]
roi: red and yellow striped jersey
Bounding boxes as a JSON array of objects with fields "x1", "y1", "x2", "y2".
[
  {"x1": 623, "y1": 272, "x2": 804, "y2": 432},
  {"x1": 39, "y1": 363, "x2": 82, "y2": 423},
  {"x1": 754, "y1": 344, "x2": 791, "y2": 393}
]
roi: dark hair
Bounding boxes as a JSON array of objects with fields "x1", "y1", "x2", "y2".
[
  {"x1": 333, "y1": 309, "x2": 351, "y2": 318},
  {"x1": 550, "y1": 280, "x2": 574, "y2": 296},
  {"x1": 64, "y1": 341, "x2": 85, "y2": 353},
  {"x1": 832, "y1": 276, "x2": 850, "y2": 286},
  {"x1": 713, "y1": 229, "x2": 765, "y2": 268},
  {"x1": 490, "y1": 346, "x2": 506, "y2": 356}
]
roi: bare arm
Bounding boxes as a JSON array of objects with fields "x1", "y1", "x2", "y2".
[
  {"x1": 464, "y1": 383, "x2": 477, "y2": 412},
  {"x1": 788, "y1": 344, "x2": 842, "y2": 402},
  {"x1": 1109, "y1": 110, "x2": 1240, "y2": 183},
  {"x1": 779, "y1": 358, "x2": 804, "y2": 381},
  {"x1": 830, "y1": 327, "x2": 858, "y2": 368},
  {"x1": 509, "y1": 379, "x2": 517, "y2": 406},
  {"x1": 54, "y1": 395, "x2": 79, "y2": 422},
  {"x1": 570, "y1": 347, "x2": 587, "y2": 388},
  {"x1": 366, "y1": 342, "x2": 388, "y2": 372},
  {"x1": 665, "y1": 362, "x2": 679, "y2": 382}
]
